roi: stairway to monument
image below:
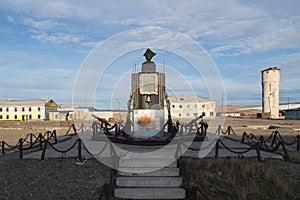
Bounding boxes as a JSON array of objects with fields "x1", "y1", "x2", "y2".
[{"x1": 114, "y1": 157, "x2": 186, "y2": 199}]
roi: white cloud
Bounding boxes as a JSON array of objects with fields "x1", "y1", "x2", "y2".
[
  {"x1": 210, "y1": 25, "x2": 300, "y2": 56},
  {"x1": 6, "y1": 15, "x2": 15, "y2": 23},
  {"x1": 32, "y1": 33, "x2": 81, "y2": 44},
  {"x1": 2, "y1": 0, "x2": 300, "y2": 51},
  {"x1": 21, "y1": 17, "x2": 66, "y2": 31}
]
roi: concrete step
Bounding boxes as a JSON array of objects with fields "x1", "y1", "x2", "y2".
[
  {"x1": 119, "y1": 158, "x2": 177, "y2": 168},
  {"x1": 118, "y1": 167, "x2": 180, "y2": 176},
  {"x1": 116, "y1": 177, "x2": 182, "y2": 187},
  {"x1": 114, "y1": 187, "x2": 186, "y2": 199}
]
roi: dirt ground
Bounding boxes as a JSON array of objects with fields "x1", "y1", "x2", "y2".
[
  {"x1": 0, "y1": 118, "x2": 299, "y2": 199},
  {"x1": 223, "y1": 117, "x2": 300, "y2": 136},
  {"x1": 0, "y1": 154, "x2": 111, "y2": 200},
  {"x1": 0, "y1": 121, "x2": 75, "y2": 145},
  {"x1": 1, "y1": 117, "x2": 299, "y2": 145}
]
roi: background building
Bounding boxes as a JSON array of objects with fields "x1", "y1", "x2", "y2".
[
  {"x1": 167, "y1": 96, "x2": 216, "y2": 122},
  {"x1": 261, "y1": 67, "x2": 280, "y2": 119},
  {"x1": 0, "y1": 99, "x2": 58, "y2": 121}
]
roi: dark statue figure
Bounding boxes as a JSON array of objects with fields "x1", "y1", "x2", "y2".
[{"x1": 143, "y1": 48, "x2": 156, "y2": 61}]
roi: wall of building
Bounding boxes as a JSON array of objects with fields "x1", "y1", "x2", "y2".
[
  {"x1": 284, "y1": 109, "x2": 300, "y2": 120},
  {"x1": 0, "y1": 106, "x2": 45, "y2": 121},
  {"x1": 261, "y1": 67, "x2": 280, "y2": 119},
  {"x1": 167, "y1": 96, "x2": 216, "y2": 122}
]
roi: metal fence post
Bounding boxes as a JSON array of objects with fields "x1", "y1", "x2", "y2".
[
  {"x1": 241, "y1": 132, "x2": 246, "y2": 143},
  {"x1": 78, "y1": 138, "x2": 82, "y2": 162},
  {"x1": 2, "y1": 141, "x2": 5, "y2": 155},
  {"x1": 30, "y1": 133, "x2": 33, "y2": 147},
  {"x1": 217, "y1": 125, "x2": 221, "y2": 135},
  {"x1": 271, "y1": 131, "x2": 277, "y2": 147},
  {"x1": 227, "y1": 126, "x2": 231, "y2": 135},
  {"x1": 255, "y1": 143, "x2": 262, "y2": 162},
  {"x1": 39, "y1": 133, "x2": 43, "y2": 150},
  {"x1": 72, "y1": 124, "x2": 77, "y2": 134},
  {"x1": 215, "y1": 139, "x2": 219, "y2": 158},
  {"x1": 41, "y1": 141, "x2": 48, "y2": 160},
  {"x1": 19, "y1": 138, "x2": 23, "y2": 160},
  {"x1": 53, "y1": 130, "x2": 57, "y2": 144}
]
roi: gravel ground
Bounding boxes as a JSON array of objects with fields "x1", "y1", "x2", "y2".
[
  {"x1": 0, "y1": 153, "x2": 111, "y2": 200},
  {"x1": 0, "y1": 119, "x2": 299, "y2": 199},
  {"x1": 268, "y1": 158, "x2": 300, "y2": 199}
]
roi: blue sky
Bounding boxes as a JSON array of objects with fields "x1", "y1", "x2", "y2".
[{"x1": 0, "y1": 0, "x2": 300, "y2": 108}]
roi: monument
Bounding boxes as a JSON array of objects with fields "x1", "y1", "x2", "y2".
[{"x1": 131, "y1": 49, "x2": 166, "y2": 137}]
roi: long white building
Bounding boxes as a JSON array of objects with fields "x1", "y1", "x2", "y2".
[
  {"x1": 0, "y1": 99, "x2": 58, "y2": 121},
  {"x1": 167, "y1": 96, "x2": 216, "y2": 122}
]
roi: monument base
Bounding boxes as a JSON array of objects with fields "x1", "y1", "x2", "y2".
[{"x1": 133, "y1": 109, "x2": 164, "y2": 137}]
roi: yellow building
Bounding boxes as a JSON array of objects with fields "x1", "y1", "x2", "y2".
[{"x1": 0, "y1": 99, "x2": 58, "y2": 121}]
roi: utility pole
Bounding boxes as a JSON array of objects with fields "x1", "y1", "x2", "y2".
[
  {"x1": 116, "y1": 98, "x2": 121, "y2": 121},
  {"x1": 221, "y1": 94, "x2": 224, "y2": 117}
]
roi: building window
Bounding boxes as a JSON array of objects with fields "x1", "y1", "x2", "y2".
[
  {"x1": 22, "y1": 107, "x2": 25, "y2": 112},
  {"x1": 179, "y1": 105, "x2": 182, "y2": 108},
  {"x1": 55, "y1": 114, "x2": 58, "y2": 119},
  {"x1": 6, "y1": 107, "x2": 9, "y2": 112},
  {"x1": 179, "y1": 113, "x2": 181, "y2": 117},
  {"x1": 194, "y1": 105, "x2": 197, "y2": 108},
  {"x1": 0, "y1": 108, "x2": 2, "y2": 112},
  {"x1": 0, "y1": 115, "x2": 2, "y2": 119},
  {"x1": 14, "y1": 115, "x2": 17, "y2": 119},
  {"x1": 38, "y1": 114, "x2": 41, "y2": 119},
  {"x1": 38, "y1": 107, "x2": 41, "y2": 111},
  {"x1": 210, "y1": 112, "x2": 214, "y2": 116},
  {"x1": 29, "y1": 107, "x2": 32, "y2": 112},
  {"x1": 187, "y1": 113, "x2": 190, "y2": 116},
  {"x1": 172, "y1": 105, "x2": 175, "y2": 108},
  {"x1": 15, "y1": 107, "x2": 17, "y2": 112},
  {"x1": 187, "y1": 105, "x2": 190, "y2": 108},
  {"x1": 6, "y1": 115, "x2": 9, "y2": 119},
  {"x1": 29, "y1": 115, "x2": 32, "y2": 120}
]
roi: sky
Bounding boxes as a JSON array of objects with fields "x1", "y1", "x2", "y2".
[{"x1": 0, "y1": 0, "x2": 300, "y2": 109}]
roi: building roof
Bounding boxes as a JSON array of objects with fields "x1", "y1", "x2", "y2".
[
  {"x1": 0, "y1": 99, "x2": 54, "y2": 107},
  {"x1": 283, "y1": 107, "x2": 300, "y2": 111},
  {"x1": 58, "y1": 104, "x2": 80, "y2": 110},
  {"x1": 261, "y1": 67, "x2": 280, "y2": 73},
  {"x1": 168, "y1": 96, "x2": 214, "y2": 103}
]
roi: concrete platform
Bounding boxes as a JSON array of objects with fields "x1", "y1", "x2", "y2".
[
  {"x1": 116, "y1": 176, "x2": 182, "y2": 187},
  {"x1": 114, "y1": 188, "x2": 186, "y2": 199}
]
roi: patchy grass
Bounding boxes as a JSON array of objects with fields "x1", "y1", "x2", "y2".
[
  {"x1": 180, "y1": 158, "x2": 295, "y2": 200},
  {"x1": 287, "y1": 150, "x2": 300, "y2": 164}
]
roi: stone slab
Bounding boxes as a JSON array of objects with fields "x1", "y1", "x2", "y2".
[
  {"x1": 118, "y1": 167, "x2": 180, "y2": 176},
  {"x1": 114, "y1": 188, "x2": 186, "y2": 199},
  {"x1": 119, "y1": 158, "x2": 177, "y2": 168},
  {"x1": 116, "y1": 176, "x2": 182, "y2": 187}
]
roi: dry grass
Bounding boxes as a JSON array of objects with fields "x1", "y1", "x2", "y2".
[
  {"x1": 288, "y1": 150, "x2": 300, "y2": 164},
  {"x1": 181, "y1": 157, "x2": 294, "y2": 200}
]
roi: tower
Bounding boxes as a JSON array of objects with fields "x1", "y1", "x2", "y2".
[{"x1": 261, "y1": 67, "x2": 280, "y2": 119}]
